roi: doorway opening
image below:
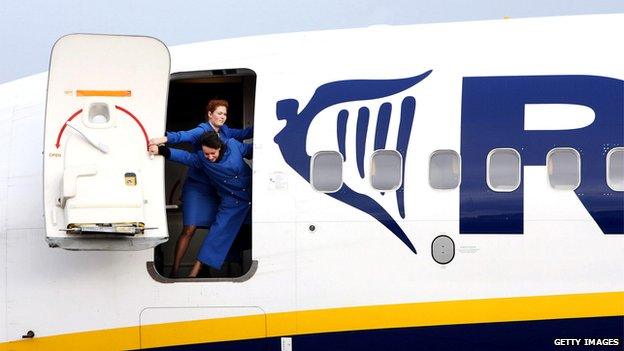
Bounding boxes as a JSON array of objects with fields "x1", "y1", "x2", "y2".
[{"x1": 153, "y1": 68, "x2": 256, "y2": 280}]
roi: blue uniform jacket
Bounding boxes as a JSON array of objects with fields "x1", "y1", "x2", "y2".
[
  {"x1": 166, "y1": 122, "x2": 253, "y2": 184},
  {"x1": 168, "y1": 139, "x2": 252, "y2": 268}
]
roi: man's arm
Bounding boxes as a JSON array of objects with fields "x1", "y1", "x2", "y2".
[
  {"x1": 223, "y1": 125, "x2": 253, "y2": 141},
  {"x1": 151, "y1": 145, "x2": 202, "y2": 169},
  {"x1": 239, "y1": 141, "x2": 253, "y2": 159},
  {"x1": 163, "y1": 123, "x2": 209, "y2": 144}
]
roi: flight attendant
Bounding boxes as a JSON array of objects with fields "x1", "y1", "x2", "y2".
[
  {"x1": 149, "y1": 99, "x2": 252, "y2": 277},
  {"x1": 149, "y1": 131, "x2": 252, "y2": 277}
]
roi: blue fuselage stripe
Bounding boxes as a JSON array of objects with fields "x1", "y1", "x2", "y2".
[{"x1": 138, "y1": 316, "x2": 623, "y2": 351}]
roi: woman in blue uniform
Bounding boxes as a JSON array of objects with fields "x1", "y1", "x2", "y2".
[
  {"x1": 149, "y1": 99, "x2": 252, "y2": 278},
  {"x1": 149, "y1": 131, "x2": 252, "y2": 277}
]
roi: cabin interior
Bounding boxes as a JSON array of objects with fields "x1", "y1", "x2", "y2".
[{"x1": 153, "y1": 69, "x2": 256, "y2": 279}]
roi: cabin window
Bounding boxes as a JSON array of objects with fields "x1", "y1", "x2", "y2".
[
  {"x1": 487, "y1": 148, "x2": 521, "y2": 192},
  {"x1": 311, "y1": 151, "x2": 343, "y2": 192},
  {"x1": 607, "y1": 147, "x2": 624, "y2": 191},
  {"x1": 152, "y1": 68, "x2": 257, "y2": 281},
  {"x1": 370, "y1": 150, "x2": 402, "y2": 191},
  {"x1": 547, "y1": 148, "x2": 581, "y2": 190},
  {"x1": 429, "y1": 150, "x2": 461, "y2": 189}
]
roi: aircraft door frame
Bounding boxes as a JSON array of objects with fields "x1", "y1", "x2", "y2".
[{"x1": 43, "y1": 34, "x2": 171, "y2": 250}]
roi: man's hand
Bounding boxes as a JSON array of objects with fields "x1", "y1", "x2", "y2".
[
  {"x1": 148, "y1": 144, "x2": 160, "y2": 155},
  {"x1": 149, "y1": 136, "x2": 167, "y2": 146}
]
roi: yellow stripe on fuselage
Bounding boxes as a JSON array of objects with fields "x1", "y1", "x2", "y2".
[
  {"x1": 289, "y1": 291, "x2": 624, "y2": 335},
  {"x1": 3, "y1": 292, "x2": 623, "y2": 350},
  {"x1": 3, "y1": 326, "x2": 139, "y2": 351}
]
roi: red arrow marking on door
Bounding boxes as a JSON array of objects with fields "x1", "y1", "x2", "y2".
[
  {"x1": 115, "y1": 105, "x2": 150, "y2": 147},
  {"x1": 55, "y1": 106, "x2": 150, "y2": 149},
  {"x1": 55, "y1": 109, "x2": 83, "y2": 148}
]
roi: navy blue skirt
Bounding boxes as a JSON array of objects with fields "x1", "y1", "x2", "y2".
[{"x1": 181, "y1": 177, "x2": 218, "y2": 228}]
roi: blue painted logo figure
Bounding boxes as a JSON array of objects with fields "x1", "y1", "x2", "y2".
[{"x1": 274, "y1": 71, "x2": 432, "y2": 253}]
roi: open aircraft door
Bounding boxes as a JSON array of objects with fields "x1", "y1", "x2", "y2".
[{"x1": 43, "y1": 34, "x2": 170, "y2": 250}]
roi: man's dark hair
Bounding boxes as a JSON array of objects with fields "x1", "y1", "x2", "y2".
[{"x1": 200, "y1": 131, "x2": 223, "y2": 149}]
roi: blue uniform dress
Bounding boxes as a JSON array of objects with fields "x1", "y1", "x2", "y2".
[
  {"x1": 168, "y1": 139, "x2": 252, "y2": 269},
  {"x1": 166, "y1": 123, "x2": 252, "y2": 227}
]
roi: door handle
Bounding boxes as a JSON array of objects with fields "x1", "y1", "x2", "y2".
[{"x1": 66, "y1": 120, "x2": 109, "y2": 154}]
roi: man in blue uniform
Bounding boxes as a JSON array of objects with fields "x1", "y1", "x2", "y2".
[
  {"x1": 149, "y1": 99, "x2": 252, "y2": 277},
  {"x1": 149, "y1": 131, "x2": 252, "y2": 277}
]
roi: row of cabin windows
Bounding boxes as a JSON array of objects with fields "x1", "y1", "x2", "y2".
[{"x1": 311, "y1": 147, "x2": 624, "y2": 192}]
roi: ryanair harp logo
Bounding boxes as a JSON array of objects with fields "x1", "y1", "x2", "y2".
[{"x1": 274, "y1": 70, "x2": 432, "y2": 254}]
